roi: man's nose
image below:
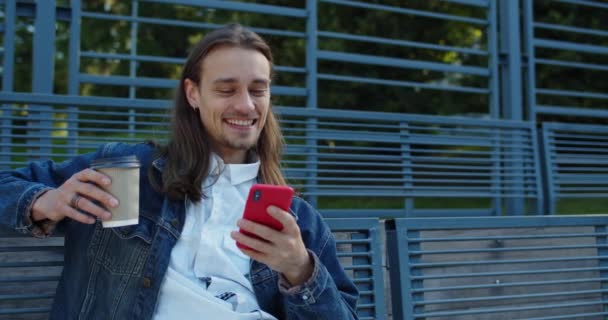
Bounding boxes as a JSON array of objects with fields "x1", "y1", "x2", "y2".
[{"x1": 234, "y1": 91, "x2": 255, "y2": 112}]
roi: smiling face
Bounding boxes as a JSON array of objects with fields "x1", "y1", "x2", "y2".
[{"x1": 184, "y1": 45, "x2": 271, "y2": 164}]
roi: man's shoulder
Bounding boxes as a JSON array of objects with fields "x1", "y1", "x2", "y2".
[
  {"x1": 98, "y1": 142, "x2": 159, "y2": 163},
  {"x1": 290, "y1": 196, "x2": 324, "y2": 222}
]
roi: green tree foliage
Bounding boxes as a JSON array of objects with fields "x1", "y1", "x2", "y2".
[{"x1": 3, "y1": 0, "x2": 608, "y2": 120}]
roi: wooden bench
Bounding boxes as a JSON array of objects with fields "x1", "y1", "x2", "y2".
[
  {"x1": 326, "y1": 218, "x2": 387, "y2": 320},
  {"x1": 387, "y1": 216, "x2": 608, "y2": 319},
  {"x1": 0, "y1": 227, "x2": 63, "y2": 320},
  {"x1": 0, "y1": 218, "x2": 388, "y2": 319}
]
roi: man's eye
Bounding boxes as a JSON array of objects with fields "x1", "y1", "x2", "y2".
[
  {"x1": 250, "y1": 89, "x2": 267, "y2": 96},
  {"x1": 217, "y1": 89, "x2": 234, "y2": 95}
]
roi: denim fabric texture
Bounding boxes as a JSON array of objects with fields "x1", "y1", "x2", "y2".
[{"x1": 0, "y1": 142, "x2": 359, "y2": 320}]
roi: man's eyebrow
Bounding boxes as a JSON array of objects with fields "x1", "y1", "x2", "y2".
[
  {"x1": 252, "y1": 79, "x2": 270, "y2": 86},
  {"x1": 212, "y1": 78, "x2": 238, "y2": 85},
  {"x1": 212, "y1": 78, "x2": 270, "y2": 85}
]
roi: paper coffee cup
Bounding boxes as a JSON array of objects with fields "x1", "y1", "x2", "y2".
[{"x1": 91, "y1": 156, "x2": 140, "y2": 228}]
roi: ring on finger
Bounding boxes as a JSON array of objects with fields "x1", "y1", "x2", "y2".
[{"x1": 70, "y1": 193, "x2": 82, "y2": 209}]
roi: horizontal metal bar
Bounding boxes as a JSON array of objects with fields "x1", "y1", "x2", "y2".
[
  {"x1": 141, "y1": 0, "x2": 307, "y2": 17},
  {"x1": 549, "y1": 132, "x2": 608, "y2": 140},
  {"x1": 441, "y1": 0, "x2": 488, "y2": 7},
  {"x1": 418, "y1": 288, "x2": 608, "y2": 306},
  {"x1": 0, "y1": 92, "x2": 168, "y2": 109},
  {"x1": 318, "y1": 50, "x2": 489, "y2": 76},
  {"x1": 272, "y1": 86, "x2": 307, "y2": 96},
  {"x1": 0, "y1": 307, "x2": 52, "y2": 315},
  {"x1": 0, "y1": 261, "x2": 63, "y2": 268},
  {"x1": 0, "y1": 276, "x2": 60, "y2": 283},
  {"x1": 320, "y1": 0, "x2": 487, "y2": 25},
  {"x1": 0, "y1": 134, "x2": 144, "y2": 145},
  {"x1": 537, "y1": 105, "x2": 608, "y2": 118},
  {"x1": 79, "y1": 74, "x2": 176, "y2": 88},
  {"x1": 335, "y1": 239, "x2": 372, "y2": 245},
  {"x1": 534, "y1": 22, "x2": 608, "y2": 38},
  {"x1": 557, "y1": 193, "x2": 608, "y2": 197},
  {"x1": 81, "y1": 50, "x2": 185, "y2": 64},
  {"x1": 297, "y1": 189, "x2": 535, "y2": 198},
  {"x1": 397, "y1": 216, "x2": 608, "y2": 230},
  {"x1": 413, "y1": 277, "x2": 606, "y2": 293},
  {"x1": 535, "y1": 58, "x2": 608, "y2": 72},
  {"x1": 554, "y1": 0, "x2": 608, "y2": 9},
  {"x1": 274, "y1": 66, "x2": 307, "y2": 74},
  {"x1": 0, "y1": 92, "x2": 534, "y2": 128},
  {"x1": 0, "y1": 293, "x2": 55, "y2": 301},
  {"x1": 0, "y1": 246, "x2": 63, "y2": 253},
  {"x1": 524, "y1": 311, "x2": 608, "y2": 320},
  {"x1": 415, "y1": 300, "x2": 606, "y2": 318},
  {"x1": 0, "y1": 125, "x2": 162, "y2": 135},
  {"x1": 411, "y1": 266, "x2": 608, "y2": 280},
  {"x1": 557, "y1": 167, "x2": 608, "y2": 172},
  {"x1": 544, "y1": 122, "x2": 608, "y2": 133},
  {"x1": 411, "y1": 244, "x2": 607, "y2": 255},
  {"x1": 317, "y1": 73, "x2": 489, "y2": 94},
  {"x1": 321, "y1": 209, "x2": 404, "y2": 219},
  {"x1": 317, "y1": 31, "x2": 487, "y2": 56},
  {"x1": 537, "y1": 88, "x2": 608, "y2": 100},
  {"x1": 556, "y1": 187, "x2": 608, "y2": 192},
  {"x1": 535, "y1": 38, "x2": 608, "y2": 55},
  {"x1": 81, "y1": 12, "x2": 306, "y2": 38}
]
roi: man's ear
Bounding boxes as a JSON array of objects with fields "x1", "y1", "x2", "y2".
[{"x1": 183, "y1": 78, "x2": 200, "y2": 110}]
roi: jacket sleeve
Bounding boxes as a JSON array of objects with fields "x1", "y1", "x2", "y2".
[
  {"x1": 0, "y1": 146, "x2": 105, "y2": 237},
  {"x1": 277, "y1": 201, "x2": 359, "y2": 319}
]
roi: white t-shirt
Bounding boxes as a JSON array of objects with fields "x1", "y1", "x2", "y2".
[{"x1": 153, "y1": 155, "x2": 277, "y2": 320}]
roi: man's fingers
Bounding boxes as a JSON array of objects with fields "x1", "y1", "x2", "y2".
[
  {"x1": 63, "y1": 204, "x2": 96, "y2": 224},
  {"x1": 75, "y1": 168, "x2": 111, "y2": 186},
  {"x1": 266, "y1": 206, "x2": 298, "y2": 234},
  {"x1": 237, "y1": 219, "x2": 281, "y2": 242},
  {"x1": 74, "y1": 196, "x2": 112, "y2": 221},
  {"x1": 230, "y1": 230, "x2": 273, "y2": 254},
  {"x1": 74, "y1": 180, "x2": 118, "y2": 209}
]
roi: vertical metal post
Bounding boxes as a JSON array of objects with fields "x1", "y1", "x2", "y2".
[
  {"x1": 400, "y1": 122, "x2": 413, "y2": 216},
  {"x1": 1, "y1": 0, "x2": 17, "y2": 168},
  {"x1": 523, "y1": 0, "x2": 537, "y2": 122},
  {"x1": 499, "y1": 0, "x2": 524, "y2": 215},
  {"x1": 305, "y1": 0, "x2": 318, "y2": 207},
  {"x1": 31, "y1": 0, "x2": 56, "y2": 160},
  {"x1": 491, "y1": 128, "x2": 502, "y2": 216},
  {"x1": 67, "y1": 0, "x2": 81, "y2": 155},
  {"x1": 488, "y1": 0, "x2": 500, "y2": 119},
  {"x1": 128, "y1": 0, "x2": 139, "y2": 138},
  {"x1": 540, "y1": 126, "x2": 556, "y2": 215}
]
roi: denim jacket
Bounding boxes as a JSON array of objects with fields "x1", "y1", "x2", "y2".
[{"x1": 0, "y1": 142, "x2": 359, "y2": 320}]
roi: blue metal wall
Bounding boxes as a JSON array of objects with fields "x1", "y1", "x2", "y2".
[{"x1": 0, "y1": 0, "x2": 606, "y2": 216}]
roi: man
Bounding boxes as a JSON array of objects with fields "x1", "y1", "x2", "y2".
[{"x1": 0, "y1": 24, "x2": 359, "y2": 319}]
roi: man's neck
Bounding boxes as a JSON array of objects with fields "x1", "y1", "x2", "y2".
[{"x1": 217, "y1": 149, "x2": 248, "y2": 164}]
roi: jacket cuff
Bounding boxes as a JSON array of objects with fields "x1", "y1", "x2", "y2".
[
  {"x1": 278, "y1": 249, "x2": 328, "y2": 306},
  {"x1": 17, "y1": 185, "x2": 57, "y2": 238}
]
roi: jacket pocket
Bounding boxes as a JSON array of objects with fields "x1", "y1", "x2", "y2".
[{"x1": 87, "y1": 217, "x2": 154, "y2": 276}]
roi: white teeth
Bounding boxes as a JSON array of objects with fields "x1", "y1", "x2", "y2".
[{"x1": 226, "y1": 119, "x2": 254, "y2": 126}]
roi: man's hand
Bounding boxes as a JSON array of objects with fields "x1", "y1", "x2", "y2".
[
  {"x1": 31, "y1": 169, "x2": 118, "y2": 224},
  {"x1": 231, "y1": 205, "x2": 314, "y2": 286}
]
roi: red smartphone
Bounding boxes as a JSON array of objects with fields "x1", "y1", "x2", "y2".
[{"x1": 236, "y1": 184, "x2": 294, "y2": 251}]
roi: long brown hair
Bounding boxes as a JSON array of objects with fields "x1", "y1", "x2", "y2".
[{"x1": 151, "y1": 23, "x2": 286, "y2": 202}]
